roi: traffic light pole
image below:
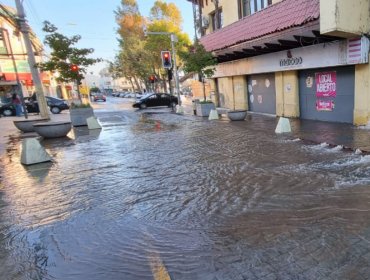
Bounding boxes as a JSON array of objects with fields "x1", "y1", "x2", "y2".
[{"x1": 145, "y1": 31, "x2": 181, "y2": 106}]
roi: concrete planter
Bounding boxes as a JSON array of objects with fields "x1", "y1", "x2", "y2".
[
  {"x1": 13, "y1": 118, "x2": 49, "y2": 133},
  {"x1": 196, "y1": 102, "x2": 216, "y2": 117},
  {"x1": 227, "y1": 110, "x2": 247, "y2": 121},
  {"x1": 70, "y1": 107, "x2": 94, "y2": 126},
  {"x1": 33, "y1": 121, "x2": 72, "y2": 138}
]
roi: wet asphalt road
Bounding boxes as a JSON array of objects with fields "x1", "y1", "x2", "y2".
[{"x1": 1, "y1": 96, "x2": 370, "y2": 279}]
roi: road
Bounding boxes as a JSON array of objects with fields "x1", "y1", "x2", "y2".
[{"x1": 1, "y1": 96, "x2": 370, "y2": 279}]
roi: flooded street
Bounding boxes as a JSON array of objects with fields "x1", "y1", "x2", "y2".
[{"x1": 1, "y1": 99, "x2": 370, "y2": 279}]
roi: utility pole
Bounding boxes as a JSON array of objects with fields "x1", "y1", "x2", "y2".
[{"x1": 15, "y1": 0, "x2": 49, "y2": 119}]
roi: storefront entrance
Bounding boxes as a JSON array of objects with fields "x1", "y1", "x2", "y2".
[
  {"x1": 247, "y1": 73, "x2": 276, "y2": 115},
  {"x1": 299, "y1": 66, "x2": 355, "y2": 123}
]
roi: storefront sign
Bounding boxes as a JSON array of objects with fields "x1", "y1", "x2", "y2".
[
  {"x1": 280, "y1": 57, "x2": 303, "y2": 67},
  {"x1": 214, "y1": 37, "x2": 370, "y2": 78},
  {"x1": 316, "y1": 100, "x2": 335, "y2": 111},
  {"x1": 315, "y1": 71, "x2": 336, "y2": 97},
  {"x1": 347, "y1": 37, "x2": 370, "y2": 64}
]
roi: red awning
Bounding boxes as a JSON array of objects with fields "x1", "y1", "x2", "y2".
[
  {"x1": 200, "y1": 0, "x2": 320, "y2": 52},
  {"x1": 3, "y1": 72, "x2": 51, "y2": 86}
]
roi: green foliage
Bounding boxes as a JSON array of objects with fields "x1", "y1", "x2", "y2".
[
  {"x1": 113, "y1": 0, "x2": 191, "y2": 91},
  {"x1": 179, "y1": 41, "x2": 217, "y2": 79},
  {"x1": 199, "y1": 99, "x2": 214, "y2": 104},
  {"x1": 70, "y1": 102, "x2": 92, "y2": 109},
  {"x1": 37, "y1": 21, "x2": 101, "y2": 84},
  {"x1": 89, "y1": 87, "x2": 101, "y2": 93}
]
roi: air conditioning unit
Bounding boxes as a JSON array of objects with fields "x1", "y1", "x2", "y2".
[{"x1": 202, "y1": 16, "x2": 210, "y2": 29}]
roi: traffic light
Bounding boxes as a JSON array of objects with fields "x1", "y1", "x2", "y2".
[
  {"x1": 70, "y1": 64, "x2": 78, "y2": 72},
  {"x1": 149, "y1": 75, "x2": 156, "y2": 83},
  {"x1": 161, "y1": 51, "x2": 172, "y2": 69}
]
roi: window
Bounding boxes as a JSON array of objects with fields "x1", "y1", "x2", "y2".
[
  {"x1": 238, "y1": 0, "x2": 272, "y2": 19},
  {"x1": 211, "y1": 8, "x2": 223, "y2": 31}
]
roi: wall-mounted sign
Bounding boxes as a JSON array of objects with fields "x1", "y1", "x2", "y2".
[
  {"x1": 347, "y1": 37, "x2": 370, "y2": 64},
  {"x1": 316, "y1": 71, "x2": 336, "y2": 97},
  {"x1": 214, "y1": 37, "x2": 370, "y2": 78},
  {"x1": 280, "y1": 57, "x2": 303, "y2": 67},
  {"x1": 316, "y1": 99, "x2": 335, "y2": 111},
  {"x1": 306, "y1": 76, "x2": 313, "y2": 88}
]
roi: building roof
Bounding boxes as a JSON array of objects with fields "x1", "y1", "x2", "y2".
[{"x1": 200, "y1": 0, "x2": 320, "y2": 52}]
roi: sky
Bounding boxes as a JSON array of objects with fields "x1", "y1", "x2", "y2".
[{"x1": 1, "y1": 0, "x2": 195, "y2": 75}]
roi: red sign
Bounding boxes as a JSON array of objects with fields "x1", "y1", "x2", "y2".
[
  {"x1": 316, "y1": 99, "x2": 335, "y2": 111},
  {"x1": 316, "y1": 71, "x2": 336, "y2": 97}
]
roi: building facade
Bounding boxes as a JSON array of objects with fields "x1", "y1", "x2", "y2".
[
  {"x1": 0, "y1": 5, "x2": 58, "y2": 103},
  {"x1": 189, "y1": 0, "x2": 370, "y2": 125}
]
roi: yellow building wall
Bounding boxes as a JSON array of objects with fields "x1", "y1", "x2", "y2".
[
  {"x1": 217, "y1": 77, "x2": 233, "y2": 108},
  {"x1": 203, "y1": 0, "x2": 283, "y2": 33},
  {"x1": 275, "y1": 71, "x2": 299, "y2": 118},
  {"x1": 232, "y1": 76, "x2": 248, "y2": 110},
  {"x1": 354, "y1": 64, "x2": 370, "y2": 125},
  {"x1": 217, "y1": 76, "x2": 247, "y2": 110},
  {"x1": 191, "y1": 80, "x2": 212, "y2": 100},
  {"x1": 320, "y1": 0, "x2": 370, "y2": 38}
]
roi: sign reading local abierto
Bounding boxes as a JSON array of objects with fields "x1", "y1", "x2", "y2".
[{"x1": 315, "y1": 71, "x2": 336, "y2": 97}]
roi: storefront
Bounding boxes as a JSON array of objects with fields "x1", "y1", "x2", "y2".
[
  {"x1": 299, "y1": 66, "x2": 355, "y2": 123},
  {"x1": 212, "y1": 36, "x2": 369, "y2": 124},
  {"x1": 247, "y1": 73, "x2": 276, "y2": 115}
]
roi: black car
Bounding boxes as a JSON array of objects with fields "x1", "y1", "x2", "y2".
[
  {"x1": 0, "y1": 96, "x2": 69, "y2": 116},
  {"x1": 132, "y1": 93, "x2": 178, "y2": 109}
]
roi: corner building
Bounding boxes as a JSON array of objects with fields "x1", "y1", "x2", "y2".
[{"x1": 188, "y1": 0, "x2": 370, "y2": 125}]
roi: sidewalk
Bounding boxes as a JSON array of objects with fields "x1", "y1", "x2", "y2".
[
  {"x1": 2, "y1": 107, "x2": 370, "y2": 158},
  {"x1": 0, "y1": 112, "x2": 69, "y2": 157}
]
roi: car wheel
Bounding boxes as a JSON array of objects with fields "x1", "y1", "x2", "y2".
[
  {"x1": 3, "y1": 108, "x2": 13, "y2": 116},
  {"x1": 50, "y1": 106, "x2": 61, "y2": 114},
  {"x1": 169, "y1": 102, "x2": 177, "y2": 108},
  {"x1": 140, "y1": 103, "x2": 147, "y2": 109}
]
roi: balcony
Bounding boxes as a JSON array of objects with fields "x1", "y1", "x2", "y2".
[{"x1": 320, "y1": 0, "x2": 370, "y2": 38}]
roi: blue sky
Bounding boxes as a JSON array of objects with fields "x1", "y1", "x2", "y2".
[{"x1": 2, "y1": 0, "x2": 195, "y2": 74}]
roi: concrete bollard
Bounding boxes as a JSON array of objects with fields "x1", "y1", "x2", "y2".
[
  {"x1": 87, "y1": 116, "x2": 102, "y2": 130},
  {"x1": 176, "y1": 105, "x2": 184, "y2": 114},
  {"x1": 275, "y1": 117, "x2": 291, "y2": 133},
  {"x1": 21, "y1": 138, "x2": 52, "y2": 165},
  {"x1": 208, "y1": 109, "x2": 219, "y2": 120}
]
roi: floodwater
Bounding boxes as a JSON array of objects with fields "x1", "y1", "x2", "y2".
[{"x1": 1, "y1": 109, "x2": 370, "y2": 280}]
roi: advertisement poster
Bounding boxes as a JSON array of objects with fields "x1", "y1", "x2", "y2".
[
  {"x1": 316, "y1": 99, "x2": 335, "y2": 111},
  {"x1": 316, "y1": 71, "x2": 336, "y2": 97}
]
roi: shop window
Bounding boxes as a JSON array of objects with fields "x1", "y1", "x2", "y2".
[{"x1": 238, "y1": 0, "x2": 272, "y2": 19}]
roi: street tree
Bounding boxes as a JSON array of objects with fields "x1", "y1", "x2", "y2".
[
  {"x1": 37, "y1": 21, "x2": 101, "y2": 101},
  {"x1": 114, "y1": 0, "x2": 191, "y2": 93},
  {"x1": 145, "y1": 1, "x2": 191, "y2": 91},
  {"x1": 179, "y1": 40, "x2": 217, "y2": 101},
  {"x1": 114, "y1": 0, "x2": 152, "y2": 91}
]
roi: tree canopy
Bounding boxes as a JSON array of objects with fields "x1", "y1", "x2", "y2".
[
  {"x1": 112, "y1": 0, "x2": 191, "y2": 92},
  {"x1": 37, "y1": 21, "x2": 101, "y2": 84}
]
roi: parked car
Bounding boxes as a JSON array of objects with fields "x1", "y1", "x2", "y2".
[
  {"x1": 93, "y1": 93, "x2": 106, "y2": 102},
  {"x1": 45, "y1": 96, "x2": 69, "y2": 114},
  {"x1": 0, "y1": 96, "x2": 69, "y2": 116},
  {"x1": 132, "y1": 93, "x2": 178, "y2": 109}
]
